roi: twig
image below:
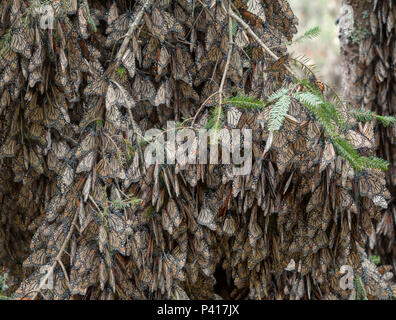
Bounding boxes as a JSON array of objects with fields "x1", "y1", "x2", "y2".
[
  {"x1": 57, "y1": 259, "x2": 72, "y2": 291},
  {"x1": 191, "y1": 91, "x2": 220, "y2": 126},
  {"x1": 33, "y1": 209, "x2": 79, "y2": 300},
  {"x1": 110, "y1": 80, "x2": 142, "y2": 139},
  {"x1": 114, "y1": 0, "x2": 154, "y2": 64},
  {"x1": 214, "y1": 0, "x2": 233, "y2": 132},
  {"x1": 228, "y1": 8, "x2": 296, "y2": 78},
  {"x1": 89, "y1": 195, "x2": 104, "y2": 216}
]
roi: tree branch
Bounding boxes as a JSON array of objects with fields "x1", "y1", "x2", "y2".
[
  {"x1": 33, "y1": 208, "x2": 79, "y2": 300},
  {"x1": 228, "y1": 8, "x2": 296, "y2": 77},
  {"x1": 214, "y1": 0, "x2": 234, "y2": 132},
  {"x1": 115, "y1": 0, "x2": 154, "y2": 64}
]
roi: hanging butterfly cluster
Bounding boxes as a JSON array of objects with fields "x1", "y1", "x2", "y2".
[
  {"x1": 0, "y1": 0, "x2": 393, "y2": 300},
  {"x1": 339, "y1": 0, "x2": 396, "y2": 272}
]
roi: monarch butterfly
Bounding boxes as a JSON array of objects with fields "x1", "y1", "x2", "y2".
[
  {"x1": 270, "y1": 131, "x2": 288, "y2": 152},
  {"x1": 75, "y1": 131, "x2": 96, "y2": 159},
  {"x1": 361, "y1": 210, "x2": 374, "y2": 237},
  {"x1": 46, "y1": 222, "x2": 68, "y2": 256},
  {"x1": 249, "y1": 45, "x2": 264, "y2": 62},
  {"x1": 67, "y1": 42, "x2": 85, "y2": 71},
  {"x1": 11, "y1": 152, "x2": 25, "y2": 182},
  {"x1": 200, "y1": 82, "x2": 219, "y2": 107},
  {"x1": 0, "y1": 66, "x2": 17, "y2": 89},
  {"x1": 124, "y1": 151, "x2": 141, "y2": 188},
  {"x1": 132, "y1": 75, "x2": 156, "y2": 102},
  {"x1": 233, "y1": 264, "x2": 248, "y2": 289},
  {"x1": 239, "y1": 111, "x2": 260, "y2": 130},
  {"x1": 178, "y1": 81, "x2": 199, "y2": 101},
  {"x1": 29, "y1": 39, "x2": 44, "y2": 71},
  {"x1": 58, "y1": 164, "x2": 74, "y2": 193},
  {"x1": 173, "y1": 4, "x2": 189, "y2": 26},
  {"x1": 319, "y1": 142, "x2": 336, "y2": 172},
  {"x1": 171, "y1": 243, "x2": 187, "y2": 269},
  {"x1": 11, "y1": 26, "x2": 34, "y2": 58},
  {"x1": 157, "y1": 46, "x2": 170, "y2": 78},
  {"x1": 70, "y1": 246, "x2": 100, "y2": 296},
  {"x1": 84, "y1": 78, "x2": 109, "y2": 97},
  {"x1": 305, "y1": 121, "x2": 321, "y2": 143},
  {"x1": 138, "y1": 266, "x2": 154, "y2": 289},
  {"x1": 14, "y1": 273, "x2": 41, "y2": 300},
  {"x1": 22, "y1": 248, "x2": 48, "y2": 268},
  {"x1": 98, "y1": 261, "x2": 108, "y2": 292},
  {"x1": 163, "y1": 10, "x2": 184, "y2": 33},
  {"x1": 167, "y1": 199, "x2": 182, "y2": 228},
  {"x1": 276, "y1": 146, "x2": 295, "y2": 174},
  {"x1": 150, "y1": 8, "x2": 169, "y2": 40},
  {"x1": 0, "y1": 46, "x2": 17, "y2": 70},
  {"x1": 153, "y1": 79, "x2": 170, "y2": 107},
  {"x1": 143, "y1": 36, "x2": 160, "y2": 69},
  {"x1": 197, "y1": 207, "x2": 217, "y2": 231},
  {"x1": 58, "y1": 47, "x2": 68, "y2": 73},
  {"x1": 105, "y1": 104, "x2": 124, "y2": 130},
  {"x1": 347, "y1": 130, "x2": 373, "y2": 149},
  {"x1": 109, "y1": 155, "x2": 126, "y2": 179},
  {"x1": 78, "y1": 5, "x2": 90, "y2": 39},
  {"x1": 247, "y1": 246, "x2": 266, "y2": 271},
  {"x1": 78, "y1": 201, "x2": 92, "y2": 233},
  {"x1": 172, "y1": 47, "x2": 192, "y2": 84},
  {"x1": 1, "y1": 137, "x2": 18, "y2": 158},
  {"x1": 180, "y1": 164, "x2": 197, "y2": 188},
  {"x1": 105, "y1": 1, "x2": 118, "y2": 25},
  {"x1": 298, "y1": 254, "x2": 313, "y2": 276},
  {"x1": 105, "y1": 13, "x2": 132, "y2": 47},
  {"x1": 45, "y1": 101, "x2": 64, "y2": 129},
  {"x1": 372, "y1": 195, "x2": 388, "y2": 209},
  {"x1": 28, "y1": 147, "x2": 44, "y2": 175},
  {"x1": 121, "y1": 48, "x2": 136, "y2": 79},
  {"x1": 265, "y1": 54, "x2": 289, "y2": 85},
  {"x1": 76, "y1": 151, "x2": 95, "y2": 174},
  {"x1": 133, "y1": 228, "x2": 148, "y2": 252},
  {"x1": 358, "y1": 170, "x2": 386, "y2": 198},
  {"x1": 308, "y1": 211, "x2": 324, "y2": 241},
  {"x1": 226, "y1": 107, "x2": 242, "y2": 129},
  {"x1": 194, "y1": 238, "x2": 210, "y2": 265},
  {"x1": 234, "y1": 28, "x2": 250, "y2": 49},
  {"x1": 248, "y1": 206, "x2": 262, "y2": 246},
  {"x1": 0, "y1": 89, "x2": 10, "y2": 112},
  {"x1": 98, "y1": 224, "x2": 108, "y2": 254},
  {"x1": 222, "y1": 214, "x2": 236, "y2": 236},
  {"x1": 246, "y1": 0, "x2": 266, "y2": 23},
  {"x1": 207, "y1": 44, "x2": 222, "y2": 63},
  {"x1": 312, "y1": 78, "x2": 325, "y2": 94},
  {"x1": 163, "y1": 205, "x2": 175, "y2": 236}
]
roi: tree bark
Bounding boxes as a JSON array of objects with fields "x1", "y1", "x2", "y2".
[{"x1": 339, "y1": 0, "x2": 396, "y2": 268}]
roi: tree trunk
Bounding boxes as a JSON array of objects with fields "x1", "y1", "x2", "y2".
[{"x1": 339, "y1": 0, "x2": 396, "y2": 270}]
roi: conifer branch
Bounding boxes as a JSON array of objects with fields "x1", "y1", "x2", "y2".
[
  {"x1": 268, "y1": 94, "x2": 291, "y2": 132},
  {"x1": 224, "y1": 95, "x2": 267, "y2": 110},
  {"x1": 291, "y1": 26, "x2": 321, "y2": 44}
]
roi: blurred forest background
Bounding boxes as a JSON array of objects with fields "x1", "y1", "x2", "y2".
[{"x1": 289, "y1": 0, "x2": 342, "y2": 89}]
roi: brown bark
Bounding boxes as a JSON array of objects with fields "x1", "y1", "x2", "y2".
[{"x1": 339, "y1": 0, "x2": 396, "y2": 267}]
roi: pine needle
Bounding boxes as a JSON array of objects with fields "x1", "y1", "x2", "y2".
[
  {"x1": 268, "y1": 94, "x2": 291, "y2": 131},
  {"x1": 289, "y1": 26, "x2": 321, "y2": 44},
  {"x1": 225, "y1": 95, "x2": 267, "y2": 110}
]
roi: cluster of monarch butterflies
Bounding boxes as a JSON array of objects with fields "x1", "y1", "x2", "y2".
[
  {"x1": 0, "y1": 0, "x2": 393, "y2": 300},
  {"x1": 339, "y1": 0, "x2": 396, "y2": 272}
]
